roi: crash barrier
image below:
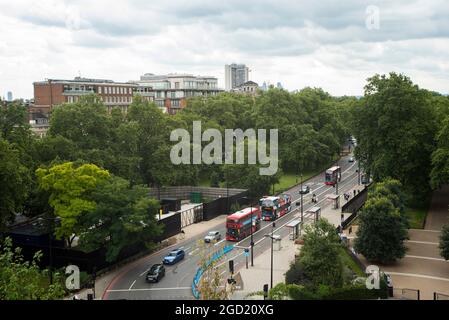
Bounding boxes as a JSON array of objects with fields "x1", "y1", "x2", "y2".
[{"x1": 192, "y1": 245, "x2": 234, "y2": 299}]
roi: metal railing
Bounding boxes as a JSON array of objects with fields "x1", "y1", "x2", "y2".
[{"x1": 434, "y1": 292, "x2": 449, "y2": 300}]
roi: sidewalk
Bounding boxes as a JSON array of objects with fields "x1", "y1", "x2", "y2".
[
  {"x1": 66, "y1": 214, "x2": 227, "y2": 300},
  {"x1": 232, "y1": 183, "x2": 361, "y2": 299},
  {"x1": 343, "y1": 185, "x2": 449, "y2": 300}
]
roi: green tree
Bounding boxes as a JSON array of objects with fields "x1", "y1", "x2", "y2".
[
  {"x1": 0, "y1": 238, "x2": 65, "y2": 300},
  {"x1": 430, "y1": 116, "x2": 449, "y2": 188},
  {"x1": 439, "y1": 224, "x2": 449, "y2": 261},
  {"x1": 48, "y1": 95, "x2": 111, "y2": 151},
  {"x1": 352, "y1": 73, "x2": 437, "y2": 205},
  {"x1": 0, "y1": 139, "x2": 30, "y2": 231},
  {"x1": 288, "y1": 219, "x2": 344, "y2": 289},
  {"x1": 354, "y1": 196, "x2": 408, "y2": 264},
  {"x1": 36, "y1": 162, "x2": 110, "y2": 246},
  {"x1": 78, "y1": 175, "x2": 163, "y2": 262},
  {"x1": 370, "y1": 178, "x2": 409, "y2": 228}
]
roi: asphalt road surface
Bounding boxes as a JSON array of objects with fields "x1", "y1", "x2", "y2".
[{"x1": 104, "y1": 153, "x2": 360, "y2": 300}]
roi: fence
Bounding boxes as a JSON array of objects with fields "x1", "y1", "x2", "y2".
[
  {"x1": 393, "y1": 288, "x2": 420, "y2": 300},
  {"x1": 149, "y1": 186, "x2": 247, "y2": 201},
  {"x1": 341, "y1": 185, "x2": 370, "y2": 214},
  {"x1": 180, "y1": 205, "x2": 203, "y2": 228},
  {"x1": 434, "y1": 292, "x2": 449, "y2": 300}
]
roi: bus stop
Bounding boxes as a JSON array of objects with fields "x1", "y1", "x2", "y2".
[
  {"x1": 327, "y1": 194, "x2": 340, "y2": 209},
  {"x1": 306, "y1": 206, "x2": 321, "y2": 223},
  {"x1": 285, "y1": 219, "x2": 301, "y2": 240}
]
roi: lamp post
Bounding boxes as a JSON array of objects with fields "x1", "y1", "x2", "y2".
[
  {"x1": 250, "y1": 199, "x2": 254, "y2": 267},
  {"x1": 270, "y1": 222, "x2": 275, "y2": 289},
  {"x1": 265, "y1": 222, "x2": 276, "y2": 289},
  {"x1": 358, "y1": 160, "x2": 361, "y2": 185},
  {"x1": 300, "y1": 173, "x2": 304, "y2": 223},
  {"x1": 243, "y1": 196, "x2": 255, "y2": 267},
  {"x1": 38, "y1": 215, "x2": 58, "y2": 285}
]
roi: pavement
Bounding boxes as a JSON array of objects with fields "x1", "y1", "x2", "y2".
[{"x1": 346, "y1": 185, "x2": 449, "y2": 300}]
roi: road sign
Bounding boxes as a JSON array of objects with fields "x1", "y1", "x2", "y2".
[{"x1": 244, "y1": 249, "x2": 250, "y2": 257}]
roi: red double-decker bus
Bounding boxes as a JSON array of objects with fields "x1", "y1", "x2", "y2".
[
  {"x1": 325, "y1": 166, "x2": 341, "y2": 185},
  {"x1": 226, "y1": 207, "x2": 261, "y2": 242}
]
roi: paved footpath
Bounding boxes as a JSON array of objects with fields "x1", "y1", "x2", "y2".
[
  {"x1": 351, "y1": 185, "x2": 449, "y2": 300},
  {"x1": 383, "y1": 185, "x2": 449, "y2": 300},
  {"x1": 66, "y1": 214, "x2": 228, "y2": 300},
  {"x1": 232, "y1": 183, "x2": 362, "y2": 299}
]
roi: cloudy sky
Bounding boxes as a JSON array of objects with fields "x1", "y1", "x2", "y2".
[{"x1": 0, "y1": 0, "x2": 448, "y2": 99}]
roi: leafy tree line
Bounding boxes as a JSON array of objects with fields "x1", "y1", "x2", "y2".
[{"x1": 351, "y1": 72, "x2": 449, "y2": 205}]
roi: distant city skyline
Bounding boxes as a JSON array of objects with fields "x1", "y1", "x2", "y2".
[{"x1": 1, "y1": 1, "x2": 449, "y2": 99}]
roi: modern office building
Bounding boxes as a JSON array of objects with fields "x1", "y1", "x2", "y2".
[
  {"x1": 7, "y1": 91, "x2": 13, "y2": 101},
  {"x1": 225, "y1": 64, "x2": 249, "y2": 91},
  {"x1": 133, "y1": 73, "x2": 222, "y2": 114}
]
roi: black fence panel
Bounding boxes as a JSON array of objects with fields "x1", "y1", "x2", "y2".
[
  {"x1": 341, "y1": 186, "x2": 369, "y2": 214},
  {"x1": 156, "y1": 212, "x2": 181, "y2": 241}
]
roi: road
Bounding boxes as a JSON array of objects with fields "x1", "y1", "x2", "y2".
[{"x1": 104, "y1": 153, "x2": 360, "y2": 300}]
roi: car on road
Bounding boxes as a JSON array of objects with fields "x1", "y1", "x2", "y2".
[
  {"x1": 163, "y1": 249, "x2": 185, "y2": 265},
  {"x1": 348, "y1": 157, "x2": 354, "y2": 162},
  {"x1": 146, "y1": 264, "x2": 165, "y2": 283},
  {"x1": 204, "y1": 231, "x2": 221, "y2": 243},
  {"x1": 299, "y1": 185, "x2": 310, "y2": 195}
]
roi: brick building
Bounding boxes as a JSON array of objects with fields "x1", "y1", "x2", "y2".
[{"x1": 30, "y1": 77, "x2": 139, "y2": 136}]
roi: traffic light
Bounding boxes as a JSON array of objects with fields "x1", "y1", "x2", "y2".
[{"x1": 229, "y1": 260, "x2": 234, "y2": 273}]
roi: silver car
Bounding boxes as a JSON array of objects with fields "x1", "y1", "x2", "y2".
[{"x1": 204, "y1": 231, "x2": 221, "y2": 243}]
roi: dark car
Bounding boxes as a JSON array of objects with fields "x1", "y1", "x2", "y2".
[
  {"x1": 163, "y1": 249, "x2": 185, "y2": 265},
  {"x1": 299, "y1": 185, "x2": 310, "y2": 195},
  {"x1": 146, "y1": 264, "x2": 165, "y2": 283}
]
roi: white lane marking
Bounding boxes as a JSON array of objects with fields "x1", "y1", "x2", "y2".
[
  {"x1": 406, "y1": 240, "x2": 439, "y2": 245},
  {"x1": 386, "y1": 272, "x2": 449, "y2": 282},
  {"x1": 214, "y1": 239, "x2": 226, "y2": 246},
  {"x1": 139, "y1": 268, "x2": 151, "y2": 277},
  {"x1": 404, "y1": 255, "x2": 448, "y2": 262},
  {"x1": 107, "y1": 287, "x2": 191, "y2": 293},
  {"x1": 129, "y1": 280, "x2": 136, "y2": 290},
  {"x1": 189, "y1": 248, "x2": 200, "y2": 256},
  {"x1": 184, "y1": 247, "x2": 192, "y2": 252}
]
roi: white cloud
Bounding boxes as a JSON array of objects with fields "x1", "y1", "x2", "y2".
[{"x1": 0, "y1": 0, "x2": 448, "y2": 98}]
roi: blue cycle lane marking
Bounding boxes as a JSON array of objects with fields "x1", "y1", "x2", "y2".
[{"x1": 192, "y1": 245, "x2": 234, "y2": 299}]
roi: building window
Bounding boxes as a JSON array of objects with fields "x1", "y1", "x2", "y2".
[{"x1": 98, "y1": 86, "x2": 102, "y2": 94}]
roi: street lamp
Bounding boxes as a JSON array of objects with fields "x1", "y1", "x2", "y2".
[
  {"x1": 264, "y1": 222, "x2": 276, "y2": 289},
  {"x1": 37, "y1": 215, "x2": 59, "y2": 285},
  {"x1": 243, "y1": 196, "x2": 255, "y2": 267},
  {"x1": 300, "y1": 173, "x2": 304, "y2": 224}
]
